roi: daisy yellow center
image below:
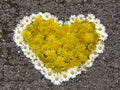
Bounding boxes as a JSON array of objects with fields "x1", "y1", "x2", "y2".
[
  {"x1": 22, "y1": 16, "x2": 99, "y2": 73},
  {"x1": 63, "y1": 74, "x2": 67, "y2": 78}
]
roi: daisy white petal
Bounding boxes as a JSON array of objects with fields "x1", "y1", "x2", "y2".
[
  {"x1": 67, "y1": 67, "x2": 77, "y2": 78},
  {"x1": 96, "y1": 43, "x2": 105, "y2": 53},
  {"x1": 98, "y1": 40, "x2": 104, "y2": 45},
  {"x1": 85, "y1": 60, "x2": 93, "y2": 68},
  {"x1": 70, "y1": 15, "x2": 76, "y2": 22},
  {"x1": 30, "y1": 13, "x2": 38, "y2": 21},
  {"x1": 41, "y1": 67, "x2": 48, "y2": 75},
  {"x1": 77, "y1": 14, "x2": 85, "y2": 22},
  {"x1": 50, "y1": 15, "x2": 58, "y2": 22},
  {"x1": 61, "y1": 71, "x2": 70, "y2": 81},
  {"x1": 28, "y1": 51, "x2": 36, "y2": 60},
  {"x1": 86, "y1": 14, "x2": 95, "y2": 22},
  {"x1": 14, "y1": 26, "x2": 23, "y2": 35},
  {"x1": 99, "y1": 32, "x2": 108, "y2": 41},
  {"x1": 21, "y1": 44, "x2": 30, "y2": 52},
  {"x1": 30, "y1": 53, "x2": 37, "y2": 60},
  {"x1": 43, "y1": 12, "x2": 51, "y2": 20},
  {"x1": 23, "y1": 16, "x2": 32, "y2": 25},
  {"x1": 81, "y1": 64, "x2": 87, "y2": 71},
  {"x1": 13, "y1": 33, "x2": 22, "y2": 41},
  {"x1": 51, "y1": 73, "x2": 63, "y2": 85},
  {"x1": 93, "y1": 18, "x2": 100, "y2": 25},
  {"x1": 44, "y1": 68, "x2": 54, "y2": 80},
  {"x1": 64, "y1": 21, "x2": 71, "y2": 26},
  {"x1": 13, "y1": 34, "x2": 24, "y2": 46},
  {"x1": 58, "y1": 20, "x2": 63, "y2": 26},
  {"x1": 76, "y1": 67, "x2": 82, "y2": 75},
  {"x1": 34, "y1": 60, "x2": 44, "y2": 70},
  {"x1": 15, "y1": 24, "x2": 25, "y2": 32},
  {"x1": 23, "y1": 49, "x2": 34, "y2": 59},
  {"x1": 31, "y1": 57, "x2": 39, "y2": 64},
  {"x1": 89, "y1": 53, "x2": 99, "y2": 61},
  {"x1": 96, "y1": 24, "x2": 105, "y2": 34},
  {"x1": 38, "y1": 12, "x2": 43, "y2": 17},
  {"x1": 19, "y1": 18, "x2": 29, "y2": 29}
]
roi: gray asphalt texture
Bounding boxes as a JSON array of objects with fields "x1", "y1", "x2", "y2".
[{"x1": 0, "y1": 0, "x2": 120, "y2": 90}]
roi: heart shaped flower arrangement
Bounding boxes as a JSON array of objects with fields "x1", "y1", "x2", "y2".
[{"x1": 13, "y1": 12, "x2": 108, "y2": 85}]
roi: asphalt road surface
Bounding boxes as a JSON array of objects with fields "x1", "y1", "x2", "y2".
[{"x1": 0, "y1": 0, "x2": 119, "y2": 90}]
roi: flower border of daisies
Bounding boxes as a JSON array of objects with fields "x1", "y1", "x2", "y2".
[{"x1": 13, "y1": 12, "x2": 108, "y2": 85}]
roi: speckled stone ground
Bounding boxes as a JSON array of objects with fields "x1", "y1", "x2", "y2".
[{"x1": 0, "y1": 0, "x2": 120, "y2": 90}]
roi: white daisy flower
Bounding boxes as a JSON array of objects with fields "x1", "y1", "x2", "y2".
[
  {"x1": 31, "y1": 57, "x2": 39, "y2": 64},
  {"x1": 23, "y1": 49, "x2": 33, "y2": 59},
  {"x1": 44, "y1": 68, "x2": 54, "y2": 80},
  {"x1": 58, "y1": 20, "x2": 63, "y2": 26},
  {"x1": 89, "y1": 53, "x2": 99, "y2": 61},
  {"x1": 70, "y1": 15, "x2": 76, "y2": 22},
  {"x1": 43, "y1": 12, "x2": 51, "y2": 20},
  {"x1": 34, "y1": 60, "x2": 44, "y2": 70},
  {"x1": 86, "y1": 14, "x2": 95, "y2": 22},
  {"x1": 41, "y1": 67, "x2": 48, "y2": 75},
  {"x1": 13, "y1": 34, "x2": 24, "y2": 46},
  {"x1": 30, "y1": 53, "x2": 37, "y2": 60},
  {"x1": 98, "y1": 40, "x2": 104, "y2": 45},
  {"x1": 30, "y1": 13, "x2": 38, "y2": 21},
  {"x1": 14, "y1": 26, "x2": 23, "y2": 35},
  {"x1": 64, "y1": 21, "x2": 71, "y2": 26},
  {"x1": 13, "y1": 33, "x2": 22, "y2": 41},
  {"x1": 22, "y1": 16, "x2": 32, "y2": 25},
  {"x1": 81, "y1": 64, "x2": 87, "y2": 71},
  {"x1": 96, "y1": 43, "x2": 105, "y2": 53},
  {"x1": 77, "y1": 14, "x2": 85, "y2": 22},
  {"x1": 21, "y1": 44, "x2": 30, "y2": 52},
  {"x1": 67, "y1": 67, "x2": 77, "y2": 78},
  {"x1": 38, "y1": 12, "x2": 43, "y2": 17},
  {"x1": 85, "y1": 60, "x2": 93, "y2": 68},
  {"x1": 76, "y1": 67, "x2": 82, "y2": 75},
  {"x1": 15, "y1": 24, "x2": 25, "y2": 33},
  {"x1": 51, "y1": 73, "x2": 63, "y2": 85},
  {"x1": 93, "y1": 18, "x2": 100, "y2": 25},
  {"x1": 61, "y1": 71, "x2": 70, "y2": 81},
  {"x1": 27, "y1": 51, "x2": 36, "y2": 60},
  {"x1": 19, "y1": 17, "x2": 30, "y2": 30},
  {"x1": 96, "y1": 24, "x2": 105, "y2": 34},
  {"x1": 99, "y1": 32, "x2": 108, "y2": 41},
  {"x1": 50, "y1": 15, "x2": 58, "y2": 22}
]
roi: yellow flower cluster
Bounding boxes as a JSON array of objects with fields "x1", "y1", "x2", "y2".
[{"x1": 22, "y1": 15, "x2": 99, "y2": 73}]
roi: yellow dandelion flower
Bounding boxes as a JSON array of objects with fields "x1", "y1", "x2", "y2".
[
  {"x1": 83, "y1": 33, "x2": 94, "y2": 43},
  {"x1": 58, "y1": 48, "x2": 66, "y2": 55},
  {"x1": 34, "y1": 16, "x2": 43, "y2": 25},
  {"x1": 45, "y1": 62, "x2": 53, "y2": 69},
  {"x1": 32, "y1": 37, "x2": 41, "y2": 45},
  {"x1": 55, "y1": 56, "x2": 65, "y2": 67},
  {"x1": 22, "y1": 30, "x2": 31, "y2": 41},
  {"x1": 47, "y1": 35, "x2": 56, "y2": 43},
  {"x1": 88, "y1": 43, "x2": 96, "y2": 50},
  {"x1": 30, "y1": 45, "x2": 39, "y2": 53},
  {"x1": 83, "y1": 50, "x2": 91, "y2": 56},
  {"x1": 25, "y1": 24, "x2": 33, "y2": 32},
  {"x1": 64, "y1": 52, "x2": 71, "y2": 61},
  {"x1": 76, "y1": 43, "x2": 86, "y2": 51},
  {"x1": 64, "y1": 64, "x2": 71, "y2": 71},
  {"x1": 45, "y1": 50, "x2": 56, "y2": 60},
  {"x1": 51, "y1": 42, "x2": 59, "y2": 50},
  {"x1": 41, "y1": 44, "x2": 49, "y2": 52},
  {"x1": 79, "y1": 53, "x2": 87, "y2": 62},
  {"x1": 62, "y1": 24, "x2": 70, "y2": 32},
  {"x1": 55, "y1": 30, "x2": 64, "y2": 38},
  {"x1": 71, "y1": 59, "x2": 81, "y2": 67}
]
